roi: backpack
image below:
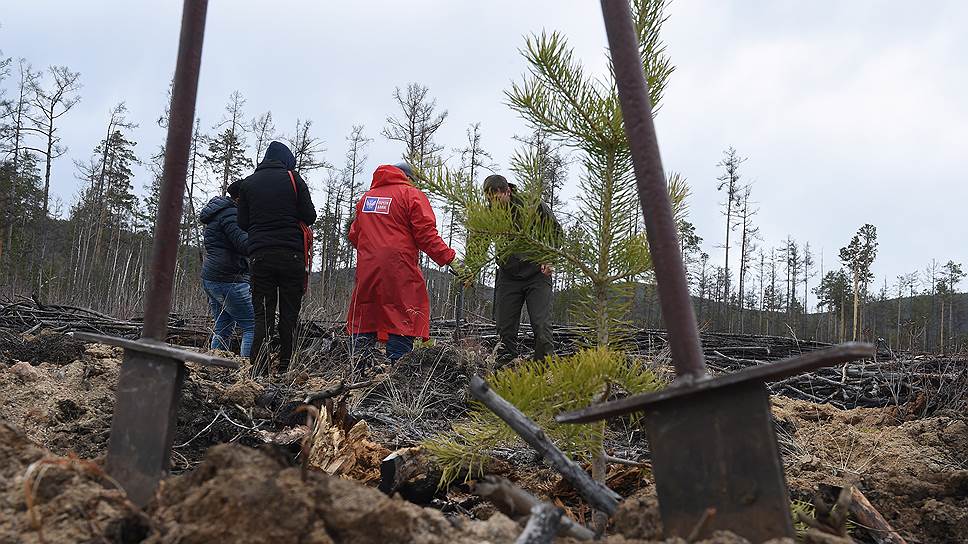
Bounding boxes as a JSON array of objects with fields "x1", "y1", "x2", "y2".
[{"x1": 287, "y1": 171, "x2": 313, "y2": 289}]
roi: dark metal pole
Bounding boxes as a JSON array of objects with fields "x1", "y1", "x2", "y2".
[
  {"x1": 101, "y1": 0, "x2": 209, "y2": 506},
  {"x1": 141, "y1": 0, "x2": 208, "y2": 340},
  {"x1": 600, "y1": 0, "x2": 705, "y2": 380}
]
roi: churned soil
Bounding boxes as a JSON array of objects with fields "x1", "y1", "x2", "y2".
[
  {"x1": 0, "y1": 330, "x2": 966, "y2": 542},
  {"x1": 774, "y1": 396, "x2": 968, "y2": 543}
]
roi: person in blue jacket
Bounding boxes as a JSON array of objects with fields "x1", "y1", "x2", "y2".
[{"x1": 199, "y1": 180, "x2": 254, "y2": 356}]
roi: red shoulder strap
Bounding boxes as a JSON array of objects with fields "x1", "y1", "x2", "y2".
[{"x1": 288, "y1": 170, "x2": 297, "y2": 196}]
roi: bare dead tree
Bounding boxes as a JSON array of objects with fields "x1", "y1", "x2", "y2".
[
  {"x1": 736, "y1": 185, "x2": 759, "y2": 333},
  {"x1": 285, "y1": 118, "x2": 331, "y2": 175},
  {"x1": 802, "y1": 241, "x2": 815, "y2": 335},
  {"x1": 250, "y1": 110, "x2": 275, "y2": 164},
  {"x1": 382, "y1": 82, "x2": 448, "y2": 169},
  {"x1": 383, "y1": 82, "x2": 448, "y2": 269},
  {"x1": 24, "y1": 65, "x2": 81, "y2": 217},
  {"x1": 342, "y1": 125, "x2": 371, "y2": 268},
  {"x1": 450, "y1": 122, "x2": 496, "y2": 246},
  {"x1": 715, "y1": 147, "x2": 746, "y2": 328},
  {"x1": 343, "y1": 125, "x2": 371, "y2": 215},
  {"x1": 785, "y1": 237, "x2": 803, "y2": 321}
]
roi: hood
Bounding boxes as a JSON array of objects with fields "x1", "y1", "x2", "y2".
[
  {"x1": 199, "y1": 195, "x2": 235, "y2": 224},
  {"x1": 370, "y1": 164, "x2": 412, "y2": 189},
  {"x1": 260, "y1": 141, "x2": 296, "y2": 170}
]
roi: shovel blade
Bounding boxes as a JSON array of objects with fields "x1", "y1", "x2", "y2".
[
  {"x1": 105, "y1": 349, "x2": 186, "y2": 506},
  {"x1": 645, "y1": 381, "x2": 794, "y2": 541}
]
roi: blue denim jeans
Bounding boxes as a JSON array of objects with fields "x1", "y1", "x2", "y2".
[
  {"x1": 352, "y1": 333, "x2": 415, "y2": 361},
  {"x1": 203, "y1": 279, "x2": 255, "y2": 357}
]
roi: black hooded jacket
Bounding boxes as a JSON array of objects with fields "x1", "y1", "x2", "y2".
[
  {"x1": 237, "y1": 141, "x2": 317, "y2": 255},
  {"x1": 200, "y1": 196, "x2": 250, "y2": 283}
]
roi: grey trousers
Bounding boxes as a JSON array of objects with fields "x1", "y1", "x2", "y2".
[{"x1": 494, "y1": 271, "x2": 554, "y2": 363}]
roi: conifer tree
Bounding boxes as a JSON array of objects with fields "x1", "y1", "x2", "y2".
[
  {"x1": 0, "y1": 60, "x2": 39, "y2": 263},
  {"x1": 425, "y1": 348, "x2": 663, "y2": 487},
  {"x1": 422, "y1": 0, "x2": 685, "y2": 346},
  {"x1": 938, "y1": 260, "x2": 964, "y2": 352},
  {"x1": 815, "y1": 269, "x2": 851, "y2": 342},
  {"x1": 839, "y1": 224, "x2": 877, "y2": 341},
  {"x1": 341, "y1": 125, "x2": 371, "y2": 268},
  {"x1": 0, "y1": 150, "x2": 43, "y2": 276},
  {"x1": 206, "y1": 91, "x2": 251, "y2": 196}
]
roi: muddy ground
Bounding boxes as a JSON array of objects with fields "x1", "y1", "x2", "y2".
[{"x1": 0, "y1": 330, "x2": 965, "y2": 543}]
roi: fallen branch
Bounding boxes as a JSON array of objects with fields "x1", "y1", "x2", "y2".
[
  {"x1": 304, "y1": 379, "x2": 375, "y2": 403},
  {"x1": 474, "y1": 475, "x2": 594, "y2": 541},
  {"x1": 821, "y1": 484, "x2": 907, "y2": 544},
  {"x1": 846, "y1": 487, "x2": 908, "y2": 544},
  {"x1": 686, "y1": 507, "x2": 716, "y2": 543},
  {"x1": 469, "y1": 375, "x2": 621, "y2": 516},
  {"x1": 515, "y1": 502, "x2": 563, "y2": 544},
  {"x1": 603, "y1": 454, "x2": 650, "y2": 468}
]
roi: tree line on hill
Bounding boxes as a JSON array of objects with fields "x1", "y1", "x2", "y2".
[{"x1": 2, "y1": 28, "x2": 961, "y2": 354}]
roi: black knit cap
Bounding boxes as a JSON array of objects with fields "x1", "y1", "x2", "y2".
[
  {"x1": 226, "y1": 179, "x2": 243, "y2": 198},
  {"x1": 482, "y1": 174, "x2": 510, "y2": 193}
]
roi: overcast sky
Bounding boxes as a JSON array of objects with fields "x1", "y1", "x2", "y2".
[{"x1": 4, "y1": 1, "x2": 966, "y2": 307}]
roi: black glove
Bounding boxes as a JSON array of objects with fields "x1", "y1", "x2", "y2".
[{"x1": 449, "y1": 259, "x2": 474, "y2": 285}]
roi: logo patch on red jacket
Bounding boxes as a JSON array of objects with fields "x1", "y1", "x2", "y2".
[{"x1": 362, "y1": 196, "x2": 392, "y2": 214}]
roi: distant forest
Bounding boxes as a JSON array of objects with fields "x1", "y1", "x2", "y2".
[{"x1": 1, "y1": 44, "x2": 963, "y2": 355}]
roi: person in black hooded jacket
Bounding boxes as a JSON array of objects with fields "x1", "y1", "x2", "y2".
[
  {"x1": 200, "y1": 181, "x2": 254, "y2": 356},
  {"x1": 237, "y1": 141, "x2": 317, "y2": 375}
]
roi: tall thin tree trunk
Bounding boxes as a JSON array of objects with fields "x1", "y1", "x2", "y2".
[
  {"x1": 939, "y1": 298, "x2": 945, "y2": 354},
  {"x1": 851, "y1": 272, "x2": 860, "y2": 341}
]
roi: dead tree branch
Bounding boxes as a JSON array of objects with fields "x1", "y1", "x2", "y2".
[
  {"x1": 473, "y1": 475, "x2": 594, "y2": 541},
  {"x1": 469, "y1": 375, "x2": 621, "y2": 516},
  {"x1": 515, "y1": 502, "x2": 563, "y2": 544}
]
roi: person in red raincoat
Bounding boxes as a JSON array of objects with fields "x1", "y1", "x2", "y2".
[{"x1": 347, "y1": 163, "x2": 459, "y2": 364}]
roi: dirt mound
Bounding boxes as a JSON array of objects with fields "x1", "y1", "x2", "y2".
[
  {"x1": 0, "y1": 422, "x2": 148, "y2": 544},
  {"x1": 146, "y1": 443, "x2": 520, "y2": 544},
  {"x1": 774, "y1": 396, "x2": 968, "y2": 543},
  {"x1": 147, "y1": 442, "x2": 769, "y2": 544},
  {"x1": 0, "y1": 342, "x2": 122, "y2": 459},
  {"x1": 0, "y1": 339, "x2": 264, "y2": 470}
]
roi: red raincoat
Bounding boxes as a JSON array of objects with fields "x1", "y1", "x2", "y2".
[{"x1": 347, "y1": 165, "x2": 456, "y2": 341}]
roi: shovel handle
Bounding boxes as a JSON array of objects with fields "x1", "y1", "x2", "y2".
[{"x1": 601, "y1": 0, "x2": 706, "y2": 379}]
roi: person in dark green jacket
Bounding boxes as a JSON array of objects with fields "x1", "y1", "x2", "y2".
[{"x1": 482, "y1": 174, "x2": 563, "y2": 365}]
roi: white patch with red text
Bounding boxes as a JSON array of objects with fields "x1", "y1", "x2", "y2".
[{"x1": 362, "y1": 196, "x2": 392, "y2": 214}]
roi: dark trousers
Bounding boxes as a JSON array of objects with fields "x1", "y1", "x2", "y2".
[
  {"x1": 494, "y1": 271, "x2": 554, "y2": 363},
  {"x1": 250, "y1": 248, "x2": 305, "y2": 374},
  {"x1": 352, "y1": 333, "x2": 415, "y2": 361}
]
